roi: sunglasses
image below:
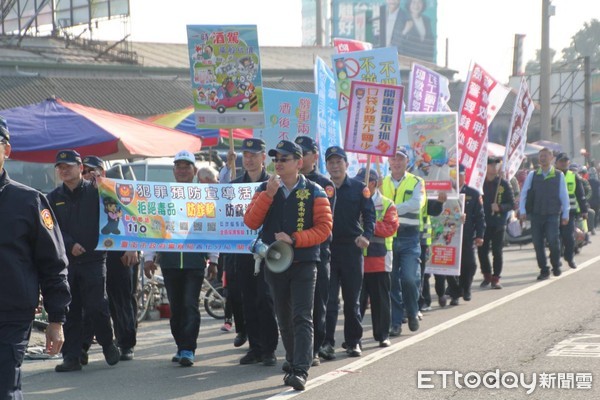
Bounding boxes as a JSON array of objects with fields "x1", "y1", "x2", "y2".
[{"x1": 272, "y1": 157, "x2": 294, "y2": 164}]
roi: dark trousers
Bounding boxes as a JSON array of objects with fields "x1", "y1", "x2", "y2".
[
  {"x1": 223, "y1": 260, "x2": 245, "y2": 335},
  {"x1": 106, "y1": 253, "x2": 137, "y2": 350},
  {"x1": 418, "y1": 244, "x2": 429, "y2": 309},
  {"x1": 477, "y1": 225, "x2": 505, "y2": 277},
  {"x1": 447, "y1": 240, "x2": 477, "y2": 299},
  {"x1": 63, "y1": 260, "x2": 114, "y2": 361},
  {"x1": 531, "y1": 213, "x2": 561, "y2": 274},
  {"x1": 326, "y1": 242, "x2": 363, "y2": 348},
  {"x1": 359, "y1": 272, "x2": 391, "y2": 342},
  {"x1": 162, "y1": 268, "x2": 205, "y2": 352},
  {"x1": 265, "y1": 261, "x2": 317, "y2": 374},
  {"x1": 559, "y1": 216, "x2": 576, "y2": 263},
  {"x1": 238, "y1": 256, "x2": 278, "y2": 356},
  {"x1": 313, "y1": 255, "x2": 330, "y2": 355},
  {"x1": 0, "y1": 321, "x2": 30, "y2": 400}
]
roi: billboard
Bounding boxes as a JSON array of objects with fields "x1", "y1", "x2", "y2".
[{"x1": 323, "y1": 0, "x2": 437, "y2": 63}]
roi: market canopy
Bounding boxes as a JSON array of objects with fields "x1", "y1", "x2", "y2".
[
  {"x1": 1, "y1": 98, "x2": 203, "y2": 162},
  {"x1": 147, "y1": 107, "x2": 253, "y2": 147}
]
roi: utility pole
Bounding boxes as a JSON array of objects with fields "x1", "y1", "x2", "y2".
[
  {"x1": 540, "y1": 0, "x2": 553, "y2": 140},
  {"x1": 584, "y1": 56, "x2": 592, "y2": 161}
]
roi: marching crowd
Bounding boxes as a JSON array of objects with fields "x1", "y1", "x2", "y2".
[{"x1": 2, "y1": 109, "x2": 598, "y2": 397}]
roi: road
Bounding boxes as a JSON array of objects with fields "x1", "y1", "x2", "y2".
[{"x1": 22, "y1": 241, "x2": 600, "y2": 400}]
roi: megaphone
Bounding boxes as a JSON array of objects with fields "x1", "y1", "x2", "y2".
[{"x1": 251, "y1": 239, "x2": 294, "y2": 274}]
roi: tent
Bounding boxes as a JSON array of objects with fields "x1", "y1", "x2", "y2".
[
  {"x1": 1, "y1": 98, "x2": 203, "y2": 162},
  {"x1": 147, "y1": 107, "x2": 253, "y2": 147}
]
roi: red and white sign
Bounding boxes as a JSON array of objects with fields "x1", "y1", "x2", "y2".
[
  {"x1": 457, "y1": 62, "x2": 509, "y2": 192},
  {"x1": 333, "y1": 38, "x2": 373, "y2": 54}
]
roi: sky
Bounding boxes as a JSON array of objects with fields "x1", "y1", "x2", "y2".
[{"x1": 105, "y1": 0, "x2": 598, "y2": 83}]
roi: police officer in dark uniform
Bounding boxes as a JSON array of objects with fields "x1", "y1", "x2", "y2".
[
  {"x1": 47, "y1": 149, "x2": 121, "y2": 372},
  {"x1": 294, "y1": 136, "x2": 336, "y2": 366},
  {"x1": 231, "y1": 138, "x2": 279, "y2": 366},
  {"x1": 321, "y1": 146, "x2": 375, "y2": 359},
  {"x1": 448, "y1": 165, "x2": 486, "y2": 305},
  {"x1": 478, "y1": 157, "x2": 514, "y2": 289},
  {"x1": 245, "y1": 140, "x2": 333, "y2": 391},
  {"x1": 0, "y1": 118, "x2": 71, "y2": 398},
  {"x1": 80, "y1": 156, "x2": 139, "y2": 362}
]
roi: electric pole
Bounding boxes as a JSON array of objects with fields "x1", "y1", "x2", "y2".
[{"x1": 540, "y1": 0, "x2": 553, "y2": 140}]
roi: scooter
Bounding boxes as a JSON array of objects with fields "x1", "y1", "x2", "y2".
[{"x1": 505, "y1": 211, "x2": 532, "y2": 247}]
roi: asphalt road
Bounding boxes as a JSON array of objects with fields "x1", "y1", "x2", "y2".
[{"x1": 22, "y1": 240, "x2": 600, "y2": 400}]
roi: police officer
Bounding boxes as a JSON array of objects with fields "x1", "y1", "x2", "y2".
[
  {"x1": 245, "y1": 140, "x2": 333, "y2": 391},
  {"x1": 143, "y1": 150, "x2": 218, "y2": 367},
  {"x1": 81, "y1": 156, "x2": 139, "y2": 362},
  {"x1": 477, "y1": 157, "x2": 514, "y2": 289},
  {"x1": 0, "y1": 117, "x2": 71, "y2": 398},
  {"x1": 447, "y1": 165, "x2": 486, "y2": 305},
  {"x1": 381, "y1": 147, "x2": 425, "y2": 335},
  {"x1": 231, "y1": 138, "x2": 279, "y2": 366},
  {"x1": 555, "y1": 153, "x2": 587, "y2": 269},
  {"x1": 47, "y1": 149, "x2": 121, "y2": 372},
  {"x1": 321, "y1": 146, "x2": 375, "y2": 359},
  {"x1": 294, "y1": 135, "x2": 336, "y2": 366}
]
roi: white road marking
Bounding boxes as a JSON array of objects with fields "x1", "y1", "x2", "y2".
[{"x1": 267, "y1": 253, "x2": 600, "y2": 398}]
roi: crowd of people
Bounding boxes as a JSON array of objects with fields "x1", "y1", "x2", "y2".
[{"x1": 2, "y1": 108, "x2": 598, "y2": 397}]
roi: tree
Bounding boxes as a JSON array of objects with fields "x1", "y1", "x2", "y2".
[{"x1": 524, "y1": 19, "x2": 599, "y2": 73}]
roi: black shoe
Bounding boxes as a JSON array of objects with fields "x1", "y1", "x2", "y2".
[
  {"x1": 262, "y1": 353, "x2": 277, "y2": 366},
  {"x1": 318, "y1": 343, "x2": 336, "y2": 360},
  {"x1": 408, "y1": 317, "x2": 420, "y2": 332},
  {"x1": 568, "y1": 261, "x2": 577, "y2": 269},
  {"x1": 537, "y1": 273, "x2": 550, "y2": 281},
  {"x1": 346, "y1": 344, "x2": 361, "y2": 357},
  {"x1": 552, "y1": 267, "x2": 562, "y2": 277},
  {"x1": 282, "y1": 360, "x2": 292, "y2": 373},
  {"x1": 284, "y1": 370, "x2": 308, "y2": 391},
  {"x1": 120, "y1": 348, "x2": 134, "y2": 361},
  {"x1": 379, "y1": 339, "x2": 391, "y2": 347},
  {"x1": 450, "y1": 298, "x2": 460, "y2": 306},
  {"x1": 102, "y1": 343, "x2": 120, "y2": 366},
  {"x1": 341, "y1": 342, "x2": 347, "y2": 350},
  {"x1": 240, "y1": 350, "x2": 262, "y2": 365},
  {"x1": 389, "y1": 325, "x2": 402, "y2": 337},
  {"x1": 312, "y1": 355, "x2": 321, "y2": 366},
  {"x1": 55, "y1": 358, "x2": 82, "y2": 372},
  {"x1": 438, "y1": 295, "x2": 448, "y2": 307},
  {"x1": 80, "y1": 349, "x2": 89, "y2": 366},
  {"x1": 463, "y1": 289, "x2": 472, "y2": 301},
  {"x1": 233, "y1": 333, "x2": 247, "y2": 348}
]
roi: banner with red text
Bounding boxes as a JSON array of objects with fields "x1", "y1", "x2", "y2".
[
  {"x1": 425, "y1": 194, "x2": 464, "y2": 276},
  {"x1": 503, "y1": 77, "x2": 534, "y2": 181}
]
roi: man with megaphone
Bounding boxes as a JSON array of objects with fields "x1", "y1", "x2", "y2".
[{"x1": 244, "y1": 140, "x2": 333, "y2": 391}]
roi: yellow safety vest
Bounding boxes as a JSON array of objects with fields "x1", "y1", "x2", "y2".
[
  {"x1": 565, "y1": 170, "x2": 580, "y2": 212},
  {"x1": 381, "y1": 173, "x2": 424, "y2": 232}
]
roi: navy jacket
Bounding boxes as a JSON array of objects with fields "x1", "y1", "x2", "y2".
[{"x1": 0, "y1": 170, "x2": 70, "y2": 323}]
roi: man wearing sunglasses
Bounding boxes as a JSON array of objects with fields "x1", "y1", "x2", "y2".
[{"x1": 244, "y1": 140, "x2": 333, "y2": 391}]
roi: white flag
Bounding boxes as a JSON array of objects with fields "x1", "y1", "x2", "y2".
[{"x1": 503, "y1": 77, "x2": 534, "y2": 181}]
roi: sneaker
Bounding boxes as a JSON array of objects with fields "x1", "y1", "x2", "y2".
[
  {"x1": 80, "y1": 348, "x2": 89, "y2": 366},
  {"x1": 379, "y1": 339, "x2": 391, "y2": 347},
  {"x1": 417, "y1": 311, "x2": 423, "y2": 320},
  {"x1": 285, "y1": 370, "x2": 308, "y2": 391},
  {"x1": 55, "y1": 358, "x2": 82, "y2": 372},
  {"x1": 233, "y1": 333, "x2": 247, "y2": 348},
  {"x1": 262, "y1": 353, "x2": 277, "y2": 366},
  {"x1": 102, "y1": 343, "x2": 120, "y2": 366},
  {"x1": 311, "y1": 355, "x2": 321, "y2": 366},
  {"x1": 491, "y1": 282, "x2": 503, "y2": 289},
  {"x1": 240, "y1": 350, "x2": 262, "y2": 365},
  {"x1": 480, "y1": 279, "x2": 491, "y2": 288},
  {"x1": 179, "y1": 350, "x2": 194, "y2": 367},
  {"x1": 346, "y1": 344, "x2": 361, "y2": 357},
  {"x1": 408, "y1": 317, "x2": 420, "y2": 332},
  {"x1": 171, "y1": 351, "x2": 181, "y2": 362},
  {"x1": 552, "y1": 267, "x2": 562, "y2": 277},
  {"x1": 568, "y1": 261, "x2": 577, "y2": 269},
  {"x1": 438, "y1": 295, "x2": 448, "y2": 308},
  {"x1": 389, "y1": 325, "x2": 402, "y2": 337},
  {"x1": 221, "y1": 321, "x2": 233, "y2": 332},
  {"x1": 318, "y1": 343, "x2": 336, "y2": 360},
  {"x1": 421, "y1": 305, "x2": 432, "y2": 312},
  {"x1": 450, "y1": 298, "x2": 460, "y2": 306},
  {"x1": 120, "y1": 348, "x2": 134, "y2": 361},
  {"x1": 537, "y1": 273, "x2": 550, "y2": 281}
]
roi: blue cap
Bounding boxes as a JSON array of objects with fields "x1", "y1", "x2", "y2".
[
  {"x1": 55, "y1": 149, "x2": 82, "y2": 166},
  {"x1": 0, "y1": 116, "x2": 9, "y2": 143},
  {"x1": 354, "y1": 167, "x2": 378, "y2": 182},
  {"x1": 396, "y1": 147, "x2": 409, "y2": 158},
  {"x1": 325, "y1": 146, "x2": 347, "y2": 161},
  {"x1": 82, "y1": 155, "x2": 104, "y2": 169},
  {"x1": 241, "y1": 138, "x2": 266, "y2": 153},
  {"x1": 294, "y1": 136, "x2": 318, "y2": 153},
  {"x1": 268, "y1": 140, "x2": 303, "y2": 158}
]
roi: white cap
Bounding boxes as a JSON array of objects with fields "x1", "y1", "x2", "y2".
[{"x1": 174, "y1": 150, "x2": 196, "y2": 165}]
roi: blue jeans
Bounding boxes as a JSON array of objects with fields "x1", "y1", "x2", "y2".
[
  {"x1": 391, "y1": 229, "x2": 421, "y2": 328},
  {"x1": 530, "y1": 213, "x2": 561, "y2": 274}
]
